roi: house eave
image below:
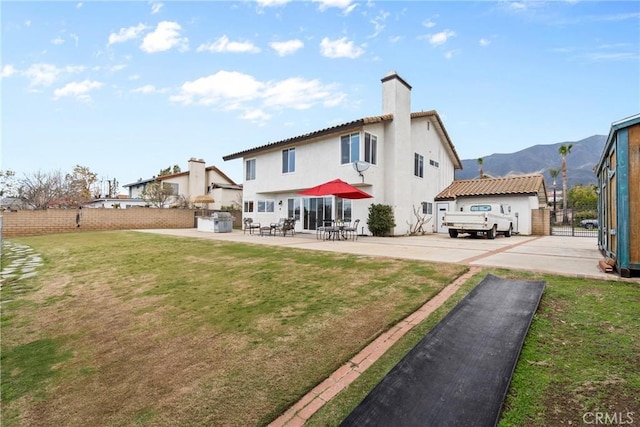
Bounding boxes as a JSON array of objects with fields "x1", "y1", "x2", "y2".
[{"x1": 223, "y1": 115, "x2": 393, "y2": 161}]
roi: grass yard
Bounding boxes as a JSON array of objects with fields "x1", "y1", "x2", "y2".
[
  {"x1": 308, "y1": 269, "x2": 640, "y2": 426},
  {"x1": 0, "y1": 231, "x2": 466, "y2": 426}
]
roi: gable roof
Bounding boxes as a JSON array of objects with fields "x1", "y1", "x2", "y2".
[
  {"x1": 157, "y1": 165, "x2": 239, "y2": 186},
  {"x1": 222, "y1": 110, "x2": 462, "y2": 169},
  {"x1": 595, "y1": 112, "x2": 640, "y2": 173},
  {"x1": 435, "y1": 174, "x2": 547, "y2": 202}
]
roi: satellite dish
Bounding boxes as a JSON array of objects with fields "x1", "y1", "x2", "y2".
[
  {"x1": 353, "y1": 161, "x2": 370, "y2": 182},
  {"x1": 353, "y1": 161, "x2": 370, "y2": 173}
]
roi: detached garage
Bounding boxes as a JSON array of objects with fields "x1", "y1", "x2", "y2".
[
  {"x1": 434, "y1": 174, "x2": 548, "y2": 236},
  {"x1": 595, "y1": 113, "x2": 640, "y2": 278}
]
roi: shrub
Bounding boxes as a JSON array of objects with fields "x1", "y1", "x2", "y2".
[{"x1": 367, "y1": 203, "x2": 396, "y2": 236}]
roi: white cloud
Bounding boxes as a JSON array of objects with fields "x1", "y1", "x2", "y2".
[
  {"x1": 422, "y1": 19, "x2": 436, "y2": 28},
  {"x1": 76, "y1": 2, "x2": 83, "y2": 8},
  {"x1": 131, "y1": 84, "x2": 167, "y2": 94},
  {"x1": 53, "y1": 80, "x2": 103, "y2": 101},
  {"x1": 150, "y1": 2, "x2": 163, "y2": 14},
  {"x1": 70, "y1": 33, "x2": 80, "y2": 47},
  {"x1": 262, "y1": 77, "x2": 335, "y2": 110},
  {"x1": 241, "y1": 108, "x2": 272, "y2": 123},
  {"x1": 255, "y1": 0, "x2": 290, "y2": 7},
  {"x1": 141, "y1": 21, "x2": 188, "y2": 53},
  {"x1": 1, "y1": 65, "x2": 17, "y2": 78},
  {"x1": 509, "y1": 2, "x2": 528, "y2": 11},
  {"x1": 171, "y1": 71, "x2": 346, "y2": 122},
  {"x1": 428, "y1": 30, "x2": 455, "y2": 46},
  {"x1": 128, "y1": 74, "x2": 141, "y2": 81},
  {"x1": 52, "y1": 37, "x2": 65, "y2": 45},
  {"x1": 319, "y1": 37, "x2": 364, "y2": 59},
  {"x1": 109, "y1": 64, "x2": 127, "y2": 72},
  {"x1": 171, "y1": 70, "x2": 264, "y2": 106},
  {"x1": 388, "y1": 35, "x2": 402, "y2": 43},
  {"x1": 197, "y1": 35, "x2": 260, "y2": 54},
  {"x1": 369, "y1": 11, "x2": 389, "y2": 38},
  {"x1": 444, "y1": 50, "x2": 460, "y2": 60},
  {"x1": 479, "y1": 38, "x2": 491, "y2": 47},
  {"x1": 314, "y1": 0, "x2": 357, "y2": 14},
  {"x1": 269, "y1": 39, "x2": 304, "y2": 56},
  {"x1": 108, "y1": 23, "x2": 147, "y2": 46},
  {"x1": 24, "y1": 63, "x2": 85, "y2": 88}
]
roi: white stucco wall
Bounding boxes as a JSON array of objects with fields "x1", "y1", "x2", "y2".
[
  {"x1": 448, "y1": 195, "x2": 541, "y2": 235},
  {"x1": 238, "y1": 73, "x2": 459, "y2": 236}
]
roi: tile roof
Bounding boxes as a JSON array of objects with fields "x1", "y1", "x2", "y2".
[
  {"x1": 435, "y1": 174, "x2": 547, "y2": 201},
  {"x1": 222, "y1": 110, "x2": 462, "y2": 169}
]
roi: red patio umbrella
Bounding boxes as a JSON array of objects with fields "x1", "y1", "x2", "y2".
[{"x1": 299, "y1": 179, "x2": 373, "y2": 199}]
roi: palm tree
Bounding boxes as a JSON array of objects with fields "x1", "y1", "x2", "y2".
[
  {"x1": 558, "y1": 144, "x2": 573, "y2": 224},
  {"x1": 477, "y1": 157, "x2": 484, "y2": 179},
  {"x1": 548, "y1": 167, "x2": 561, "y2": 222}
]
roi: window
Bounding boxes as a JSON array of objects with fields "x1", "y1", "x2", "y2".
[
  {"x1": 422, "y1": 202, "x2": 433, "y2": 215},
  {"x1": 245, "y1": 159, "x2": 256, "y2": 181},
  {"x1": 257, "y1": 200, "x2": 275, "y2": 213},
  {"x1": 364, "y1": 132, "x2": 377, "y2": 165},
  {"x1": 282, "y1": 148, "x2": 295, "y2": 173},
  {"x1": 244, "y1": 201, "x2": 254, "y2": 213},
  {"x1": 429, "y1": 159, "x2": 439, "y2": 168},
  {"x1": 414, "y1": 153, "x2": 424, "y2": 178},
  {"x1": 168, "y1": 183, "x2": 179, "y2": 195},
  {"x1": 336, "y1": 198, "x2": 352, "y2": 222},
  {"x1": 340, "y1": 133, "x2": 360, "y2": 164},
  {"x1": 470, "y1": 205, "x2": 492, "y2": 212}
]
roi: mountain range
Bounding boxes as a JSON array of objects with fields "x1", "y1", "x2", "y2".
[{"x1": 455, "y1": 135, "x2": 607, "y2": 187}]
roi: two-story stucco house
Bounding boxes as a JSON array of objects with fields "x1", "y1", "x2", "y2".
[
  {"x1": 223, "y1": 72, "x2": 463, "y2": 236},
  {"x1": 123, "y1": 158, "x2": 242, "y2": 210}
]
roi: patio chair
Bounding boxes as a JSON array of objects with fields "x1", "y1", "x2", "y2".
[
  {"x1": 343, "y1": 219, "x2": 360, "y2": 241},
  {"x1": 243, "y1": 217, "x2": 261, "y2": 235},
  {"x1": 281, "y1": 218, "x2": 296, "y2": 236},
  {"x1": 271, "y1": 218, "x2": 286, "y2": 235},
  {"x1": 317, "y1": 219, "x2": 334, "y2": 240}
]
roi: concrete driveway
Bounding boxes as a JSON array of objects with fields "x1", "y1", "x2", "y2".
[{"x1": 139, "y1": 229, "x2": 636, "y2": 281}]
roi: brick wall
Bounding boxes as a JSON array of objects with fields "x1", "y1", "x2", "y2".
[
  {"x1": 531, "y1": 208, "x2": 551, "y2": 236},
  {"x1": 1, "y1": 208, "x2": 197, "y2": 237}
]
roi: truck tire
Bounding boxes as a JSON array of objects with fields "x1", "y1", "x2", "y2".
[
  {"x1": 449, "y1": 229, "x2": 458, "y2": 238},
  {"x1": 504, "y1": 224, "x2": 512, "y2": 237},
  {"x1": 487, "y1": 225, "x2": 496, "y2": 240}
]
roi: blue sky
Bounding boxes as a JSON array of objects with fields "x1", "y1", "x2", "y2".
[{"x1": 2, "y1": 0, "x2": 639, "y2": 192}]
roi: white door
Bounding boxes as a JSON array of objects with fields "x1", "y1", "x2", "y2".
[{"x1": 436, "y1": 203, "x2": 449, "y2": 233}]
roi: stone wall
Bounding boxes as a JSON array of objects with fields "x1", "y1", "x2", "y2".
[
  {"x1": 1, "y1": 208, "x2": 197, "y2": 237},
  {"x1": 531, "y1": 208, "x2": 551, "y2": 236}
]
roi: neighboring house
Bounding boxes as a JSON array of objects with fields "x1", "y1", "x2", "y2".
[
  {"x1": 123, "y1": 158, "x2": 242, "y2": 210},
  {"x1": 223, "y1": 71, "x2": 463, "y2": 236},
  {"x1": 595, "y1": 113, "x2": 640, "y2": 277},
  {"x1": 434, "y1": 174, "x2": 548, "y2": 235},
  {"x1": 84, "y1": 196, "x2": 150, "y2": 209},
  {"x1": 123, "y1": 177, "x2": 156, "y2": 199}
]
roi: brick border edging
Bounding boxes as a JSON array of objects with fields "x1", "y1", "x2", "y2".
[{"x1": 269, "y1": 266, "x2": 481, "y2": 427}]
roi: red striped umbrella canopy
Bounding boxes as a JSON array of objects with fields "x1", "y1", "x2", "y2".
[{"x1": 299, "y1": 179, "x2": 373, "y2": 199}]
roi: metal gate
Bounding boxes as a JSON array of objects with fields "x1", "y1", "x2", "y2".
[{"x1": 551, "y1": 204, "x2": 598, "y2": 237}]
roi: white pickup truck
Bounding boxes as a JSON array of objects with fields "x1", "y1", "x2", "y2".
[{"x1": 443, "y1": 203, "x2": 515, "y2": 239}]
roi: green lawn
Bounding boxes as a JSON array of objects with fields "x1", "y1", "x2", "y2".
[
  {"x1": 1, "y1": 231, "x2": 465, "y2": 426},
  {"x1": 1, "y1": 232, "x2": 638, "y2": 426}
]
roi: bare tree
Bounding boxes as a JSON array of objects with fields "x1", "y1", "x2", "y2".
[
  {"x1": 18, "y1": 170, "x2": 66, "y2": 210},
  {"x1": 66, "y1": 165, "x2": 98, "y2": 205},
  {"x1": 407, "y1": 204, "x2": 432, "y2": 235},
  {"x1": 141, "y1": 180, "x2": 175, "y2": 208}
]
